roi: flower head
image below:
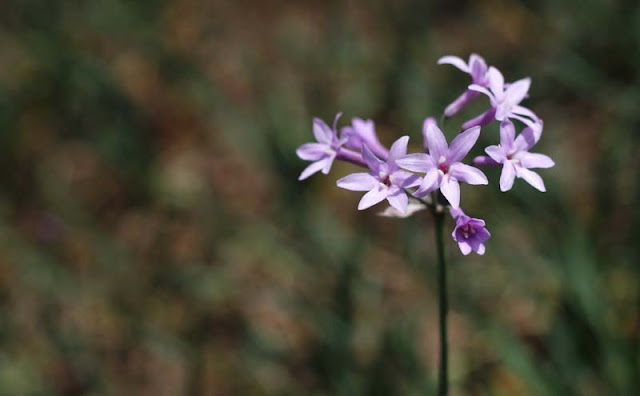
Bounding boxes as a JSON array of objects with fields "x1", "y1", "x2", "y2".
[
  {"x1": 341, "y1": 118, "x2": 390, "y2": 161},
  {"x1": 477, "y1": 119, "x2": 554, "y2": 192},
  {"x1": 450, "y1": 208, "x2": 491, "y2": 255},
  {"x1": 396, "y1": 124, "x2": 487, "y2": 208},
  {"x1": 466, "y1": 67, "x2": 538, "y2": 130},
  {"x1": 296, "y1": 113, "x2": 347, "y2": 180},
  {"x1": 438, "y1": 54, "x2": 490, "y2": 117},
  {"x1": 337, "y1": 136, "x2": 420, "y2": 214}
]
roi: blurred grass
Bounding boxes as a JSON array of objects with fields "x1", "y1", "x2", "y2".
[{"x1": 0, "y1": 0, "x2": 638, "y2": 395}]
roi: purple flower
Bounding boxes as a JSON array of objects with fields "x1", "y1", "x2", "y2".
[
  {"x1": 396, "y1": 124, "x2": 488, "y2": 209},
  {"x1": 450, "y1": 208, "x2": 491, "y2": 255},
  {"x1": 297, "y1": 113, "x2": 366, "y2": 180},
  {"x1": 336, "y1": 136, "x2": 421, "y2": 214},
  {"x1": 341, "y1": 118, "x2": 390, "y2": 160},
  {"x1": 465, "y1": 67, "x2": 539, "y2": 130},
  {"x1": 478, "y1": 119, "x2": 554, "y2": 192},
  {"x1": 438, "y1": 54, "x2": 490, "y2": 117}
]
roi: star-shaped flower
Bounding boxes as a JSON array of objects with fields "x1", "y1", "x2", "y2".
[
  {"x1": 296, "y1": 113, "x2": 350, "y2": 180},
  {"x1": 450, "y1": 208, "x2": 491, "y2": 255},
  {"x1": 481, "y1": 119, "x2": 554, "y2": 192},
  {"x1": 396, "y1": 124, "x2": 488, "y2": 209},
  {"x1": 438, "y1": 54, "x2": 491, "y2": 117},
  {"x1": 465, "y1": 66, "x2": 539, "y2": 131},
  {"x1": 337, "y1": 136, "x2": 420, "y2": 214},
  {"x1": 340, "y1": 117, "x2": 390, "y2": 161}
]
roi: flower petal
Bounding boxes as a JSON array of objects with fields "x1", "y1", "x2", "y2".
[
  {"x1": 422, "y1": 117, "x2": 437, "y2": 151},
  {"x1": 388, "y1": 136, "x2": 409, "y2": 163},
  {"x1": 358, "y1": 185, "x2": 389, "y2": 210},
  {"x1": 447, "y1": 126, "x2": 481, "y2": 163},
  {"x1": 298, "y1": 159, "x2": 327, "y2": 180},
  {"x1": 321, "y1": 152, "x2": 336, "y2": 174},
  {"x1": 468, "y1": 84, "x2": 494, "y2": 99},
  {"x1": 516, "y1": 167, "x2": 546, "y2": 192},
  {"x1": 514, "y1": 122, "x2": 543, "y2": 151},
  {"x1": 458, "y1": 241, "x2": 472, "y2": 255},
  {"x1": 396, "y1": 153, "x2": 435, "y2": 173},
  {"x1": 476, "y1": 244, "x2": 486, "y2": 255},
  {"x1": 499, "y1": 162, "x2": 516, "y2": 191},
  {"x1": 461, "y1": 108, "x2": 496, "y2": 130},
  {"x1": 473, "y1": 155, "x2": 501, "y2": 167},
  {"x1": 450, "y1": 163, "x2": 488, "y2": 185},
  {"x1": 485, "y1": 145, "x2": 507, "y2": 163},
  {"x1": 505, "y1": 77, "x2": 531, "y2": 105},
  {"x1": 336, "y1": 172, "x2": 378, "y2": 191},
  {"x1": 362, "y1": 145, "x2": 384, "y2": 174},
  {"x1": 437, "y1": 56, "x2": 470, "y2": 73},
  {"x1": 444, "y1": 90, "x2": 478, "y2": 118},
  {"x1": 414, "y1": 169, "x2": 440, "y2": 197},
  {"x1": 500, "y1": 119, "x2": 516, "y2": 149},
  {"x1": 440, "y1": 175, "x2": 461, "y2": 208},
  {"x1": 391, "y1": 171, "x2": 421, "y2": 188},
  {"x1": 517, "y1": 152, "x2": 555, "y2": 169},
  {"x1": 386, "y1": 189, "x2": 409, "y2": 214},
  {"x1": 313, "y1": 118, "x2": 333, "y2": 144},
  {"x1": 296, "y1": 143, "x2": 328, "y2": 161},
  {"x1": 469, "y1": 54, "x2": 488, "y2": 83},
  {"x1": 487, "y1": 67, "x2": 505, "y2": 98},
  {"x1": 426, "y1": 123, "x2": 448, "y2": 159}
]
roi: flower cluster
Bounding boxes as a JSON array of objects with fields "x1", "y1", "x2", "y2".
[{"x1": 296, "y1": 54, "x2": 554, "y2": 255}]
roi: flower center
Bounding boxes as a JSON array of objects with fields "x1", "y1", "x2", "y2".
[{"x1": 437, "y1": 156, "x2": 449, "y2": 173}]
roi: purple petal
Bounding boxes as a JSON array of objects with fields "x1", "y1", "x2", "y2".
[
  {"x1": 468, "y1": 84, "x2": 494, "y2": 99},
  {"x1": 473, "y1": 155, "x2": 501, "y2": 167},
  {"x1": 517, "y1": 152, "x2": 555, "y2": 169},
  {"x1": 331, "y1": 112, "x2": 343, "y2": 134},
  {"x1": 487, "y1": 67, "x2": 505, "y2": 98},
  {"x1": 476, "y1": 244, "x2": 486, "y2": 255},
  {"x1": 450, "y1": 163, "x2": 488, "y2": 185},
  {"x1": 422, "y1": 117, "x2": 437, "y2": 151},
  {"x1": 386, "y1": 189, "x2": 408, "y2": 214},
  {"x1": 511, "y1": 105, "x2": 538, "y2": 121},
  {"x1": 500, "y1": 119, "x2": 516, "y2": 149},
  {"x1": 391, "y1": 171, "x2": 421, "y2": 188},
  {"x1": 313, "y1": 118, "x2": 333, "y2": 144},
  {"x1": 458, "y1": 241, "x2": 472, "y2": 255},
  {"x1": 440, "y1": 175, "x2": 461, "y2": 208},
  {"x1": 358, "y1": 185, "x2": 389, "y2": 210},
  {"x1": 426, "y1": 123, "x2": 448, "y2": 160},
  {"x1": 514, "y1": 122, "x2": 543, "y2": 151},
  {"x1": 516, "y1": 167, "x2": 546, "y2": 192},
  {"x1": 344, "y1": 118, "x2": 389, "y2": 160},
  {"x1": 336, "y1": 172, "x2": 378, "y2": 191},
  {"x1": 469, "y1": 54, "x2": 488, "y2": 84},
  {"x1": 500, "y1": 162, "x2": 516, "y2": 192},
  {"x1": 447, "y1": 126, "x2": 481, "y2": 163},
  {"x1": 299, "y1": 159, "x2": 327, "y2": 181},
  {"x1": 509, "y1": 114, "x2": 541, "y2": 133},
  {"x1": 444, "y1": 90, "x2": 479, "y2": 118},
  {"x1": 388, "y1": 136, "x2": 409, "y2": 163},
  {"x1": 461, "y1": 108, "x2": 496, "y2": 130},
  {"x1": 336, "y1": 147, "x2": 367, "y2": 168},
  {"x1": 362, "y1": 145, "x2": 384, "y2": 174},
  {"x1": 437, "y1": 56, "x2": 470, "y2": 73},
  {"x1": 321, "y1": 152, "x2": 336, "y2": 174},
  {"x1": 414, "y1": 170, "x2": 440, "y2": 197},
  {"x1": 297, "y1": 143, "x2": 329, "y2": 161},
  {"x1": 504, "y1": 78, "x2": 531, "y2": 105},
  {"x1": 485, "y1": 145, "x2": 507, "y2": 163},
  {"x1": 396, "y1": 153, "x2": 435, "y2": 173}
]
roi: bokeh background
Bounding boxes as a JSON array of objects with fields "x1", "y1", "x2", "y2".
[{"x1": 0, "y1": 0, "x2": 639, "y2": 395}]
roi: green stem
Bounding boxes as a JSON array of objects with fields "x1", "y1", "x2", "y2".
[{"x1": 434, "y1": 211, "x2": 448, "y2": 396}]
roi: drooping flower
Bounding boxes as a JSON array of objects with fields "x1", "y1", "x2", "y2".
[
  {"x1": 464, "y1": 67, "x2": 539, "y2": 130},
  {"x1": 341, "y1": 118, "x2": 390, "y2": 160},
  {"x1": 396, "y1": 124, "x2": 488, "y2": 209},
  {"x1": 450, "y1": 208, "x2": 491, "y2": 255},
  {"x1": 438, "y1": 54, "x2": 490, "y2": 117},
  {"x1": 297, "y1": 113, "x2": 366, "y2": 180},
  {"x1": 336, "y1": 136, "x2": 421, "y2": 214},
  {"x1": 476, "y1": 119, "x2": 554, "y2": 192}
]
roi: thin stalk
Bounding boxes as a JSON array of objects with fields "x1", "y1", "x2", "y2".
[{"x1": 434, "y1": 211, "x2": 448, "y2": 396}]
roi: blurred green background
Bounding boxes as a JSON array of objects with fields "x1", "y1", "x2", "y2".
[{"x1": 0, "y1": 0, "x2": 639, "y2": 395}]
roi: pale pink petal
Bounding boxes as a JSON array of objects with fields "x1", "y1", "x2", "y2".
[
  {"x1": 500, "y1": 162, "x2": 516, "y2": 192},
  {"x1": 299, "y1": 159, "x2": 327, "y2": 181},
  {"x1": 336, "y1": 173, "x2": 378, "y2": 191},
  {"x1": 296, "y1": 143, "x2": 328, "y2": 161},
  {"x1": 447, "y1": 126, "x2": 481, "y2": 163},
  {"x1": 504, "y1": 78, "x2": 531, "y2": 105},
  {"x1": 516, "y1": 167, "x2": 546, "y2": 192},
  {"x1": 440, "y1": 175, "x2": 461, "y2": 208},
  {"x1": 358, "y1": 185, "x2": 389, "y2": 210},
  {"x1": 414, "y1": 170, "x2": 440, "y2": 197},
  {"x1": 476, "y1": 244, "x2": 486, "y2": 255},
  {"x1": 396, "y1": 153, "x2": 435, "y2": 173},
  {"x1": 437, "y1": 56, "x2": 470, "y2": 73},
  {"x1": 388, "y1": 136, "x2": 409, "y2": 162},
  {"x1": 426, "y1": 123, "x2": 448, "y2": 159},
  {"x1": 500, "y1": 119, "x2": 516, "y2": 149},
  {"x1": 313, "y1": 118, "x2": 333, "y2": 144},
  {"x1": 386, "y1": 190, "x2": 409, "y2": 214},
  {"x1": 485, "y1": 145, "x2": 507, "y2": 163},
  {"x1": 517, "y1": 152, "x2": 555, "y2": 169},
  {"x1": 450, "y1": 163, "x2": 488, "y2": 185}
]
